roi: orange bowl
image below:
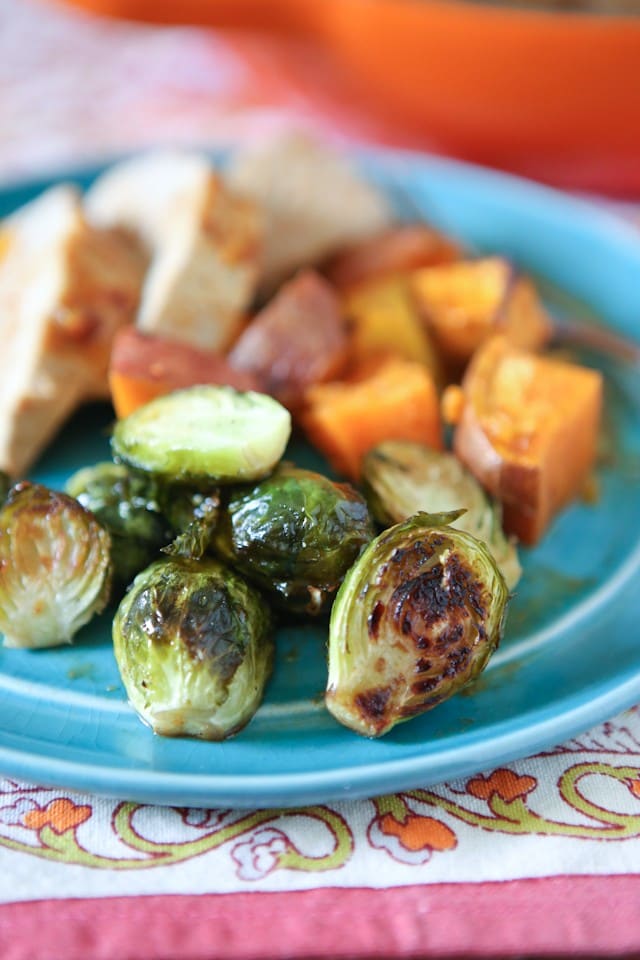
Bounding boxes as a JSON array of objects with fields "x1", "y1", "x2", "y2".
[{"x1": 62, "y1": 0, "x2": 640, "y2": 194}]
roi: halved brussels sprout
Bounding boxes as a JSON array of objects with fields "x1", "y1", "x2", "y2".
[
  {"x1": 326, "y1": 510, "x2": 509, "y2": 737},
  {"x1": 361, "y1": 441, "x2": 521, "y2": 590},
  {"x1": 111, "y1": 385, "x2": 291, "y2": 483},
  {"x1": 215, "y1": 463, "x2": 374, "y2": 615},
  {"x1": 113, "y1": 556, "x2": 273, "y2": 740},
  {"x1": 66, "y1": 462, "x2": 170, "y2": 587},
  {"x1": 0, "y1": 482, "x2": 112, "y2": 648}
]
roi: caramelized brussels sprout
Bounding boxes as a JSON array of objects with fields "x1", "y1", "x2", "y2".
[
  {"x1": 362, "y1": 441, "x2": 521, "y2": 590},
  {"x1": 326, "y1": 510, "x2": 509, "y2": 737},
  {"x1": 0, "y1": 482, "x2": 112, "y2": 648},
  {"x1": 113, "y1": 556, "x2": 273, "y2": 740},
  {"x1": 158, "y1": 482, "x2": 221, "y2": 560},
  {"x1": 215, "y1": 464, "x2": 374, "y2": 615},
  {"x1": 111, "y1": 385, "x2": 291, "y2": 483},
  {"x1": 66, "y1": 462, "x2": 170, "y2": 586}
]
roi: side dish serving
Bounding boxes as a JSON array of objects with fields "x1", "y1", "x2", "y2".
[{"x1": 0, "y1": 135, "x2": 603, "y2": 740}]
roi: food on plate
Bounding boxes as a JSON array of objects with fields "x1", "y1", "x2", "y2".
[
  {"x1": 450, "y1": 335, "x2": 603, "y2": 545},
  {"x1": 0, "y1": 482, "x2": 112, "y2": 648},
  {"x1": 228, "y1": 269, "x2": 350, "y2": 410},
  {"x1": 85, "y1": 150, "x2": 263, "y2": 351},
  {"x1": 361, "y1": 441, "x2": 521, "y2": 590},
  {"x1": 214, "y1": 463, "x2": 374, "y2": 615},
  {"x1": 65, "y1": 461, "x2": 170, "y2": 588},
  {"x1": 411, "y1": 257, "x2": 552, "y2": 376},
  {"x1": 325, "y1": 510, "x2": 509, "y2": 737},
  {"x1": 324, "y1": 223, "x2": 460, "y2": 291},
  {"x1": 302, "y1": 355, "x2": 443, "y2": 480},
  {"x1": 111, "y1": 384, "x2": 292, "y2": 483},
  {"x1": 226, "y1": 132, "x2": 392, "y2": 294},
  {"x1": 108, "y1": 326, "x2": 260, "y2": 418},
  {"x1": 342, "y1": 275, "x2": 442, "y2": 382},
  {"x1": 0, "y1": 139, "x2": 611, "y2": 742},
  {"x1": 113, "y1": 556, "x2": 273, "y2": 740},
  {"x1": 0, "y1": 185, "x2": 144, "y2": 476}
]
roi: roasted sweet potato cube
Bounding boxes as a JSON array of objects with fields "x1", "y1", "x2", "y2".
[
  {"x1": 109, "y1": 327, "x2": 261, "y2": 419},
  {"x1": 411, "y1": 258, "x2": 552, "y2": 374},
  {"x1": 228, "y1": 269, "x2": 349, "y2": 410},
  {"x1": 302, "y1": 355, "x2": 443, "y2": 480},
  {"x1": 452, "y1": 336, "x2": 603, "y2": 545},
  {"x1": 324, "y1": 223, "x2": 460, "y2": 291},
  {"x1": 343, "y1": 276, "x2": 442, "y2": 384}
]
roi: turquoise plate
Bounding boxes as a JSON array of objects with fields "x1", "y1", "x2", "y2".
[{"x1": 0, "y1": 149, "x2": 639, "y2": 809}]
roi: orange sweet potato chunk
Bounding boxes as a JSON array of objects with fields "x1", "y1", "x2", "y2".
[
  {"x1": 324, "y1": 223, "x2": 460, "y2": 291},
  {"x1": 343, "y1": 276, "x2": 442, "y2": 384},
  {"x1": 452, "y1": 336, "x2": 603, "y2": 545},
  {"x1": 411, "y1": 258, "x2": 552, "y2": 376},
  {"x1": 109, "y1": 326, "x2": 260, "y2": 418},
  {"x1": 302, "y1": 355, "x2": 442, "y2": 480}
]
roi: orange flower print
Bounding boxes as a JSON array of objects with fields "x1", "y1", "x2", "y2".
[
  {"x1": 23, "y1": 798, "x2": 91, "y2": 834},
  {"x1": 467, "y1": 768, "x2": 537, "y2": 803},
  {"x1": 368, "y1": 811, "x2": 457, "y2": 865},
  {"x1": 627, "y1": 779, "x2": 640, "y2": 800}
]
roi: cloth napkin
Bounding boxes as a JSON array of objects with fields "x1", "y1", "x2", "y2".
[{"x1": 0, "y1": 2, "x2": 639, "y2": 958}]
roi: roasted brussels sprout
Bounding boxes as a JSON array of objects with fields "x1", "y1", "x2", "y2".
[
  {"x1": 66, "y1": 462, "x2": 170, "y2": 586},
  {"x1": 158, "y1": 482, "x2": 221, "y2": 560},
  {"x1": 215, "y1": 464, "x2": 374, "y2": 615},
  {"x1": 362, "y1": 441, "x2": 521, "y2": 590},
  {"x1": 0, "y1": 482, "x2": 112, "y2": 648},
  {"x1": 111, "y1": 385, "x2": 291, "y2": 483},
  {"x1": 113, "y1": 556, "x2": 273, "y2": 740},
  {"x1": 326, "y1": 510, "x2": 509, "y2": 737}
]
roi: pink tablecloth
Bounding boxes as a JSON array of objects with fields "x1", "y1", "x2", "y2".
[{"x1": 0, "y1": 2, "x2": 639, "y2": 957}]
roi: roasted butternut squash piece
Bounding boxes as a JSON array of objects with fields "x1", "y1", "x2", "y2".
[
  {"x1": 411, "y1": 258, "x2": 552, "y2": 376},
  {"x1": 452, "y1": 336, "x2": 602, "y2": 545},
  {"x1": 302, "y1": 355, "x2": 442, "y2": 480},
  {"x1": 324, "y1": 224, "x2": 460, "y2": 291},
  {"x1": 343, "y1": 276, "x2": 442, "y2": 384},
  {"x1": 109, "y1": 327, "x2": 260, "y2": 419},
  {"x1": 228, "y1": 269, "x2": 349, "y2": 411}
]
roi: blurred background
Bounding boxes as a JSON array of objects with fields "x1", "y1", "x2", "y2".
[{"x1": 3, "y1": 0, "x2": 640, "y2": 195}]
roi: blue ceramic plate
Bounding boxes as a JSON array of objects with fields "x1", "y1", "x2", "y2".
[{"x1": 0, "y1": 149, "x2": 639, "y2": 809}]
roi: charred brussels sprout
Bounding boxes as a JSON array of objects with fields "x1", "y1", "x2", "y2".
[
  {"x1": 113, "y1": 556, "x2": 273, "y2": 740},
  {"x1": 0, "y1": 482, "x2": 112, "y2": 648},
  {"x1": 362, "y1": 441, "x2": 521, "y2": 590},
  {"x1": 66, "y1": 462, "x2": 170, "y2": 587},
  {"x1": 326, "y1": 510, "x2": 509, "y2": 737},
  {"x1": 215, "y1": 464, "x2": 374, "y2": 615}
]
